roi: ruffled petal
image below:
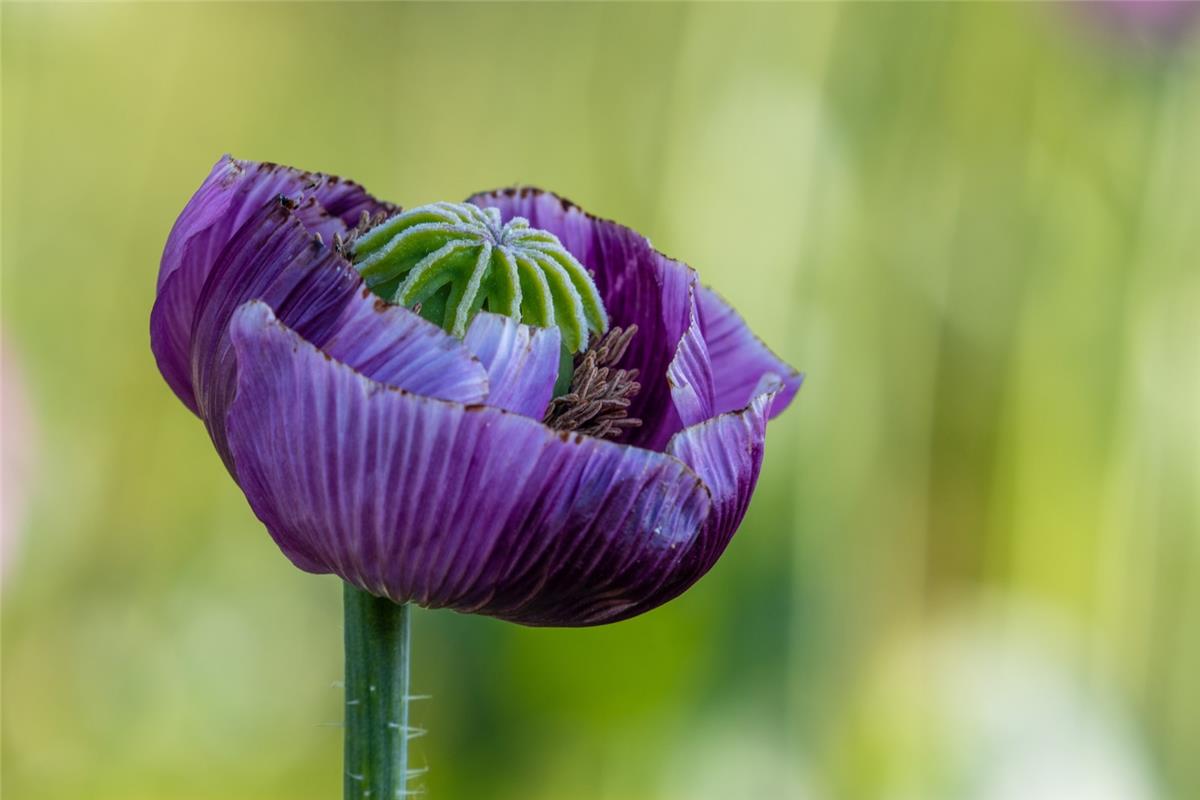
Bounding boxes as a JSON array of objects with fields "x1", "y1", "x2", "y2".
[
  {"x1": 225, "y1": 301, "x2": 716, "y2": 626},
  {"x1": 151, "y1": 155, "x2": 393, "y2": 413},
  {"x1": 320, "y1": 289, "x2": 491, "y2": 406},
  {"x1": 463, "y1": 312, "x2": 561, "y2": 418},
  {"x1": 633, "y1": 383, "x2": 780, "y2": 619},
  {"x1": 468, "y1": 188, "x2": 697, "y2": 450},
  {"x1": 696, "y1": 286, "x2": 803, "y2": 418},
  {"x1": 666, "y1": 285, "x2": 717, "y2": 430},
  {"x1": 188, "y1": 195, "x2": 485, "y2": 466}
]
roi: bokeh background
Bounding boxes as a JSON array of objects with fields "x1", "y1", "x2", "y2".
[{"x1": 3, "y1": 2, "x2": 1198, "y2": 798}]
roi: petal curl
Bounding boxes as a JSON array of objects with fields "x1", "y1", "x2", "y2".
[
  {"x1": 697, "y1": 286, "x2": 803, "y2": 418},
  {"x1": 151, "y1": 155, "x2": 393, "y2": 413},
  {"x1": 463, "y1": 312, "x2": 561, "y2": 418},
  {"x1": 188, "y1": 195, "x2": 486, "y2": 466},
  {"x1": 666, "y1": 285, "x2": 717, "y2": 429},
  {"x1": 321, "y1": 289, "x2": 491, "y2": 406},
  {"x1": 225, "y1": 301, "x2": 716, "y2": 626},
  {"x1": 626, "y1": 382, "x2": 780, "y2": 620}
]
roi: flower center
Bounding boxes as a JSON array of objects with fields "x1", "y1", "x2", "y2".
[{"x1": 348, "y1": 202, "x2": 607, "y2": 353}]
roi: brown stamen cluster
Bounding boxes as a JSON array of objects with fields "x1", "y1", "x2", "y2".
[
  {"x1": 334, "y1": 209, "x2": 395, "y2": 257},
  {"x1": 543, "y1": 325, "x2": 642, "y2": 440}
]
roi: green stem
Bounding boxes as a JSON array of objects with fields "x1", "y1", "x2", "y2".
[{"x1": 343, "y1": 583, "x2": 412, "y2": 799}]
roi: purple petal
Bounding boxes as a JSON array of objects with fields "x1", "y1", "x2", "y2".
[
  {"x1": 468, "y1": 188, "x2": 699, "y2": 449},
  {"x1": 696, "y1": 286, "x2": 803, "y2": 418},
  {"x1": 187, "y1": 195, "x2": 485, "y2": 466},
  {"x1": 225, "y1": 302, "x2": 717, "y2": 626},
  {"x1": 151, "y1": 156, "x2": 393, "y2": 413},
  {"x1": 320, "y1": 290, "x2": 491, "y2": 406},
  {"x1": 640, "y1": 383, "x2": 780, "y2": 616},
  {"x1": 463, "y1": 312, "x2": 561, "y2": 418},
  {"x1": 666, "y1": 286, "x2": 717, "y2": 430}
]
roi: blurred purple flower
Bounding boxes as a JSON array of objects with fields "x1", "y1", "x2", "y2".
[
  {"x1": 150, "y1": 156, "x2": 801, "y2": 626},
  {"x1": 1084, "y1": 0, "x2": 1200, "y2": 46},
  {"x1": 1, "y1": 340, "x2": 38, "y2": 582}
]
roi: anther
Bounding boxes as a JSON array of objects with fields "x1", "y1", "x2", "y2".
[{"x1": 544, "y1": 325, "x2": 642, "y2": 440}]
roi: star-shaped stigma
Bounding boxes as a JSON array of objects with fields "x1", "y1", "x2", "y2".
[{"x1": 351, "y1": 201, "x2": 608, "y2": 353}]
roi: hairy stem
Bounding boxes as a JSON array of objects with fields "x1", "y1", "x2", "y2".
[{"x1": 344, "y1": 583, "x2": 413, "y2": 799}]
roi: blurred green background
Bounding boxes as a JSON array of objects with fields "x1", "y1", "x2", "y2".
[{"x1": 3, "y1": 2, "x2": 1198, "y2": 799}]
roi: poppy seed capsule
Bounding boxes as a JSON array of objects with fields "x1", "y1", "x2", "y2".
[{"x1": 351, "y1": 202, "x2": 608, "y2": 353}]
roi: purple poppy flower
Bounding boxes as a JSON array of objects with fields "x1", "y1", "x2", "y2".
[{"x1": 151, "y1": 155, "x2": 801, "y2": 626}]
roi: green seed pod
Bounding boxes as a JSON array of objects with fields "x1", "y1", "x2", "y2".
[{"x1": 351, "y1": 202, "x2": 608, "y2": 353}]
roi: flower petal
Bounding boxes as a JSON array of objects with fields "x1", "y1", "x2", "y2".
[
  {"x1": 649, "y1": 383, "x2": 780, "y2": 612},
  {"x1": 696, "y1": 286, "x2": 803, "y2": 418},
  {"x1": 188, "y1": 195, "x2": 486, "y2": 466},
  {"x1": 666, "y1": 285, "x2": 717, "y2": 430},
  {"x1": 463, "y1": 312, "x2": 561, "y2": 418},
  {"x1": 225, "y1": 301, "x2": 716, "y2": 626},
  {"x1": 320, "y1": 290, "x2": 491, "y2": 407},
  {"x1": 468, "y1": 188, "x2": 698, "y2": 449},
  {"x1": 151, "y1": 156, "x2": 393, "y2": 413}
]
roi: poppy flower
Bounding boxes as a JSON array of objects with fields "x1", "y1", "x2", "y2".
[{"x1": 150, "y1": 155, "x2": 802, "y2": 627}]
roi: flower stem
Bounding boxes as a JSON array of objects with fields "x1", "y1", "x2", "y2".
[{"x1": 343, "y1": 583, "x2": 412, "y2": 799}]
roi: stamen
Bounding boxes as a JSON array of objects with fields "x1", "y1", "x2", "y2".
[{"x1": 543, "y1": 325, "x2": 642, "y2": 440}]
